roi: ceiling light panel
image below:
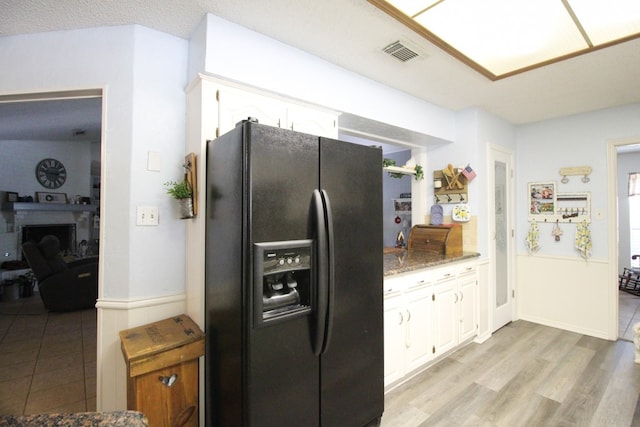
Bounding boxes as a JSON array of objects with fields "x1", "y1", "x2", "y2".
[
  {"x1": 414, "y1": 0, "x2": 588, "y2": 75},
  {"x1": 568, "y1": 0, "x2": 640, "y2": 45},
  {"x1": 388, "y1": 0, "x2": 442, "y2": 16},
  {"x1": 374, "y1": 0, "x2": 640, "y2": 78}
]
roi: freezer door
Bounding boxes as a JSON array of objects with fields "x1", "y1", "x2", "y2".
[
  {"x1": 319, "y1": 138, "x2": 384, "y2": 426},
  {"x1": 246, "y1": 123, "x2": 321, "y2": 427}
]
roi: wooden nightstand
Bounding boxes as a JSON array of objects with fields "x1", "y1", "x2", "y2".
[{"x1": 119, "y1": 315, "x2": 205, "y2": 427}]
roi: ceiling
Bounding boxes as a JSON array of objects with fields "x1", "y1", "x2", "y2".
[
  {"x1": 1, "y1": 0, "x2": 639, "y2": 143},
  {"x1": 370, "y1": 0, "x2": 640, "y2": 79}
]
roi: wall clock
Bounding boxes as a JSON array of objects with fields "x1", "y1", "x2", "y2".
[{"x1": 36, "y1": 158, "x2": 67, "y2": 189}]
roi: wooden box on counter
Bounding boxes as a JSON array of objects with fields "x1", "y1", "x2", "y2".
[
  {"x1": 407, "y1": 224, "x2": 463, "y2": 257},
  {"x1": 119, "y1": 314, "x2": 205, "y2": 427}
]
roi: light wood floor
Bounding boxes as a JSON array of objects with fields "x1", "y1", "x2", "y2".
[{"x1": 382, "y1": 320, "x2": 640, "y2": 427}]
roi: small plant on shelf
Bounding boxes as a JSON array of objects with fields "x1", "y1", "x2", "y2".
[
  {"x1": 383, "y1": 158, "x2": 424, "y2": 181},
  {"x1": 164, "y1": 180, "x2": 192, "y2": 199}
]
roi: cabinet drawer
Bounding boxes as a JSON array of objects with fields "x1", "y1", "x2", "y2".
[
  {"x1": 457, "y1": 263, "x2": 477, "y2": 276},
  {"x1": 404, "y1": 271, "x2": 432, "y2": 290},
  {"x1": 431, "y1": 267, "x2": 455, "y2": 283},
  {"x1": 384, "y1": 276, "x2": 404, "y2": 296}
]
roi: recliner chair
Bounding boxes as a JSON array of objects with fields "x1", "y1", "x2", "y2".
[{"x1": 21, "y1": 235, "x2": 98, "y2": 311}]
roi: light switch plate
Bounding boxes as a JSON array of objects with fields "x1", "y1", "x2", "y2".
[
  {"x1": 147, "y1": 151, "x2": 161, "y2": 171},
  {"x1": 136, "y1": 206, "x2": 159, "y2": 226}
]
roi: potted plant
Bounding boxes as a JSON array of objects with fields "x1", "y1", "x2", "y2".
[
  {"x1": 164, "y1": 180, "x2": 194, "y2": 218},
  {"x1": 383, "y1": 158, "x2": 424, "y2": 181}
]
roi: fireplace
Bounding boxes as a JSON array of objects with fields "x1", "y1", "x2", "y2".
[{"x1": 21, "y1": 224, "x2": 77, "y2": 255}]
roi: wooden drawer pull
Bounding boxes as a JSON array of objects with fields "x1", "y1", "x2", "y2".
[{"x1": 159, "y1": 373, "x2": 178, "y2": 387}]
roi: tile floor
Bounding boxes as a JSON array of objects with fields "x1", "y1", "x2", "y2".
[{"x1": 0, "y1": 293, "x2": 96, "y2": 416}]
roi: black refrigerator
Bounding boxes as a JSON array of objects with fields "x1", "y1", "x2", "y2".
[{"x1": 205, "y1": 120, "x2": 383, "y2": 427}]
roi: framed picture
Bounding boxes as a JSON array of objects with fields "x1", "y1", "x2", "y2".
[
  {"x1": 6, "y1": 192, "x2": 18, "y2": 202},
  {"x1": 528, "y1": 181, "x2": 556, "y2": 220},
  {"x1": 36, "y1": 192, "x2": 67, "y2": 204}
]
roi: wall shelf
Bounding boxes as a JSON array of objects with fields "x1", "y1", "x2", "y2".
[
  {"x1": 2, "y1": 202, "x2": 98, "y2": 213},
  {"x1": 384, "y1": 166, "x2": 416, "y2": 176}
]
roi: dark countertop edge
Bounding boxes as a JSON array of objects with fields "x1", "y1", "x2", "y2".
[{"x1": 384, "y1": 251, "x2": 481, "y2": 277}]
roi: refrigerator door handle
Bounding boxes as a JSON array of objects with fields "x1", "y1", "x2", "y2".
[
  {"x1": 312, "y1": 189, "x2": 328, "y2": 356},
  {"x1": 311, "y1": 189, "x2": 335, "y2": 356},
  {"x1": 320, "y1": 189, "x2": 335, "y2": 355}
]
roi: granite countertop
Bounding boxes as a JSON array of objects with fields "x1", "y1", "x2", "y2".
[
  {"x1": 384, "y1": 250, "x2": 480, "y2": 276},
  {"x1": 0, "y1": 411, "x2": 148, "y2": 427}
]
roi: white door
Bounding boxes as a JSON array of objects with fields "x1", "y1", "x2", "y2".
[{"x1": 490, "y1": 146, "x2": 515, "y2": 331}]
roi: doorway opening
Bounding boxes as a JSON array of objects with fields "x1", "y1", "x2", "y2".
[
  {"x1": 0, "y1": 89, "x2": 103, "y2": 414},
  {"x1": 616, "y1": 143, "x2": 640, "y2": 340}
]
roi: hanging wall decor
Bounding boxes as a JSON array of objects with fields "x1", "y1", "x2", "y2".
[
  {"x1": 184, "y1": 153, "x2": 198, "y2": 216},
  {"x1": 559, "y1": 166, "x2": 592, "y2": 184},
  {"x1": 433, "y1": 164, "x2": 469, "y2": 204},
  {"x1": 575, "y1": 220, "x2": 592, "y2": 259},
  {"x1": 525, "y1": 220, "x2": 541, "y2": 254},
  {"x1": 528, "y1": 181, "x2": 556, "y2": 219}
]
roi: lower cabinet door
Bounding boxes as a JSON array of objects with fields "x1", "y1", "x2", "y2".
[
  {"x1": 404, "y1": 286, "x2": 433, "y2": 373},
  {"x1": 433, "y1": 278, "x2": 458, "y2": 356},
  {"x1": 384, "y1": 293, "x2": 405, "y2": 387},
  {"x1": 129, "y1": 360, "x2": 199, "y2": 427},
  {"x1": 458, "y1": 273, "x2": 477, "y2": 342}
]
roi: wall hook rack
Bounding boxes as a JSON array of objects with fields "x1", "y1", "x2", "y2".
[{"x1": 559, "y1": 166, "x2": 592, "y2": 184}]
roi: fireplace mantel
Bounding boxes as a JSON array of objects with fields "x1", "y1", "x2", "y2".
[{"x1": 2, "y1": 202, "x2": 97, "y2": 213}]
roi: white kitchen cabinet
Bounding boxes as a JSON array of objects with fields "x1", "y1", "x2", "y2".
[
  {"x1": 457, "y1": 265, "x2": 478, "y2": 342},
  {"x1": 383, "y1": 272, "x2": 433, "y2": 388},
  {"x1": 215, "y1": 83, "x2": 338, "y2": 138},
  {"x1": 432, "y1": 276, "x2": 458, "y2": 356},
  {"x1": 383, "y1": 290, "x2": 405, "y2": 387},
  {"x1": 404, "y1": 284, "x2": 434, "y2": 373},
  {"x1": 285, "y1": 104, "x2": 338, "y2": 138},
  {"x1": 383, "y1": 259, "x2": 478, "y2": 390},
  {"x1": 432, "y1": 262, "x2": 477, "y2": 357},
  {"x1": 217, "y1": 86, "x2": 287, "y2": 134}
]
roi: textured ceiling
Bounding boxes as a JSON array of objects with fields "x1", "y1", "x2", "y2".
[{"x1": 0, "y1": 0, "x2": 639, "y2": 142}]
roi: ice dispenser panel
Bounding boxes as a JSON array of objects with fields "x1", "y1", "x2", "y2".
[{"x1": 253, "y1": 240, "x2": 312, "y2": 326}]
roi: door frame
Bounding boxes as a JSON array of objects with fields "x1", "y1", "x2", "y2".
[
  {"x1": 0, "y1": 87, "x2": 105, "y2": 401},
  {"x1": 607, "y1": 136, "x2": 640, "y2": 340},
  {"x1": 487, "y1": 144, "x2": 515, "y2": 332}
]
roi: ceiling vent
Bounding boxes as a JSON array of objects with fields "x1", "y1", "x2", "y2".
[{"x1": 382, "y1": 40, "x2": 419, "y2": 62}]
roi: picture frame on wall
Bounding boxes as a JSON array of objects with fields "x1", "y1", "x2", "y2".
[
  {"x1": 36, "y1": 192, "x2": 68, "y2": 204},
  {"x1": 528, "y1": 181, "x2": 556, "y2": 219}
]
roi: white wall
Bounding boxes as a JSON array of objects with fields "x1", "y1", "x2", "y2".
[
  {"x1": 0, "y1": 24, "x2": 189, "y2": 410},
  {"x1": 427, "y1": 107, "x2": 516, "y2": 258},
  {"x1": 0, "y1": 25, "x2": 188, "y2": 300},
  {"x1": 197, "y1": 13, "x2": 456, "y2": 144},
  {"x1": 0, "y1": 139, "x2": 93, "y2": 259},
  {"x1": 516, "y1": 104, "x2": 640, "y2": 339},
  {"x1": 0, "y1": 140, "x2": 92, "y2": 199}
]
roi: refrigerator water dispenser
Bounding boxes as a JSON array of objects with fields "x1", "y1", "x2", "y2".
[{"x1": 253, "y1": 240, "x2": 312, "y2": 326}]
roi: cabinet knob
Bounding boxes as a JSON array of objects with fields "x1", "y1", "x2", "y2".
[{"x1": 159, "y1": 373, "x2": 178, "y2": 387}]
